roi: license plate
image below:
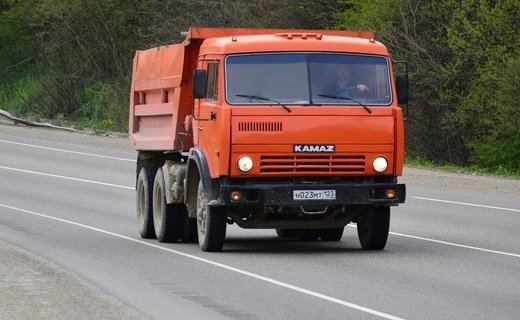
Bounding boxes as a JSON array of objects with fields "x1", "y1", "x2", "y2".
[{"x1": 293, "y1": 190, "x2": 336, "y2": 200}]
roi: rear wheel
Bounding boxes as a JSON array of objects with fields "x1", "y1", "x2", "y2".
[
  {"x1": 196, "y1": 180, "x2": 226, "y2": 251},
  {"x1": 357, "y1": 206, "x2": 390, "y2": 250},
  {"x1": 153, "y1": 168, "x2": 183, "y2": 242},
  {"x1": 136, "y1": 166, "x2": 156, "y2": 239}
]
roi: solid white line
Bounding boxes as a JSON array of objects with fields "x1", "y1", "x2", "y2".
[
  {"x1": 347, "y1": 225, "x2": 520, "y2": 259},
  {"x1": 410, "y1": 196, "x2": 520, "y2": 213},
  {"x1": 389, "y1": 231, "x2": 520, "y2": 258},
  {"x1": 0, "y1": 139, "x2": 134, "y2": 162},
  {"x1": 0, "y1": 203, "x2": 405, "y2": 320},
  {"x1": 0, "y1": 165, "x2": 134, "y2": 190}
]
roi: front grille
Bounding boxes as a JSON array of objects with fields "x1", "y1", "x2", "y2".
[{"x1": 259, "y1": 154, "x2": 366, "y2": 174}]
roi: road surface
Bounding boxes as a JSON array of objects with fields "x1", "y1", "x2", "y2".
[{"x1": 1, "y1": 120, "x2": 519, "y2": 319}]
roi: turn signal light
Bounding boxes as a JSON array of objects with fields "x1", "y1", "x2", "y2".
[
  {"x1": 385, "y1": 188, "x2": 396, "y2": 199},
  {"x1": 231, "y1": 191, "x2": 242, "y2": 201}
]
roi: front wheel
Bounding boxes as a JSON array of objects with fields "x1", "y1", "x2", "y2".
[
  {"x1": 196, "y1": 180, "x2": 226, "y2": 252},
  {"x1": 357, "y1": 206, "x2": 390, "y2": 250}
]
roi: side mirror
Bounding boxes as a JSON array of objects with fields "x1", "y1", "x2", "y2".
[
  {"x1": 396, "y1": 73, "x2": 409, "y2": 106},
  {"x1": 193, "y1": 69, "x2": 207, "y2": 99}
]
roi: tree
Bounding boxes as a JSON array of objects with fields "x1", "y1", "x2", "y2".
[
  {"x1": 442, "y1": 0, "x2": 520, "y2": 170},
  {"x1": 338, "y1": 0, "x2": 520, "y2": 171}
]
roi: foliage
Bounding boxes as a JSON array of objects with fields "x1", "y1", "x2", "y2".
[
  {"x1": 406, "y1": 156, "x2": 520, "y2": 177},
  {"x1": 0, "y1": 0, "x2": 335, "y2": 124},
  {"x1": 0, "y1": 0, "x2": 518, "y2": 172},
  {"x1": 79, "y1": 81, "x2": 128, "y2": 131},
  {"x1": 442, "y1": 0, "x2": 520, "y2": 170},
  {"x1": 338, "y1": 0, "x2": 520, "y2": 172}
]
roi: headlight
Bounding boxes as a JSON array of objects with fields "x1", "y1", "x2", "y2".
[
  {"x1": 373, "y1": 157, "x2": 388, "y2": 173},
  {"x1": 237, "y1": 156, "x2": 253, "y2": 173}
]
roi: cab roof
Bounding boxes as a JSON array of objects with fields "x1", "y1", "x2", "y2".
[{"x1": 183, "y1": 27, "x2": 388, "y2": 56}]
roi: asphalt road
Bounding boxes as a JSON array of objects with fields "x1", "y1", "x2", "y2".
[{"x1": 1, "y1": 120, "x2": 519, "y2": 320}]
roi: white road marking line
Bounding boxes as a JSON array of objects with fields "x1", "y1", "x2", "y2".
[
  {"x1": 389, "y1": 231, "x2": 520, "y2": 258},
  {"x1": 0, "y1": 139, "x2": 134, "y2": 162},
  {"x1": 0, "y1": 165, "x2": 134, "y2": 190},
  {"x1": 410, "y1": 196, "x2": 520, "y2": 213},
  {"x1": 0, "y1": 203, "x2": 405, "y2": 320},
  {"x1": 345, "y1": 224, "x2": 520, "y2": 258}
]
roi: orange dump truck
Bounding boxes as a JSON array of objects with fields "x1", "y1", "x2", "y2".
[{"x1": 129, "y1": 27, "x2": 408, "y2": 252}]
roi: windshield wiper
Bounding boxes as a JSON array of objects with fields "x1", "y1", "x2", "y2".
[
  {"x1": 235, "y1": 94, "x2": 292, "y2": 113},
  {"x1": 318, "y1": 94, "x2": 372, "y2": 114}
]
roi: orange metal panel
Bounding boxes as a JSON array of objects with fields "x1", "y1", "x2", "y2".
[
  {"x1": 129, "y1": 42, "x2": 192, "y2": 151},
  {"x1": 231, "y1": 115, "x2": 395, "y2": 145},
  {"x1": 199, "y1": 34, "x2": 388, "y2": 56},
  {"x1": 393, "y1": 107, "x2": 405, "y2": 176},
  {"x1": 134, "y1": 103, "x2": 174, "y2": 117},
  {"x1": 185, "y1": 27, "x2": 376, "y2": 42},
  {"x1": 134, "y1": 76, "x2": 181, "y2": 92},
  {"x1": 231, "y1": 145, "x2": 394, "y2": 153}
]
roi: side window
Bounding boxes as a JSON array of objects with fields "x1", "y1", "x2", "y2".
[{"x1": 206, "y1": 62, "x2": 218, "y2": 101}]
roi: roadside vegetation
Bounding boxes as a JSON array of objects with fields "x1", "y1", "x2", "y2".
[
  {"x1": 1, "y1": 0, "x2": 519, "y2": 174},
  {"x1": 405, "y1": 157, "x2": 520, "y2": 178}
]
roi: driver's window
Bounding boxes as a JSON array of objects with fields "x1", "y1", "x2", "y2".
[{"x1": 206, "y1": 62, "x2": 218, "y2": 101}]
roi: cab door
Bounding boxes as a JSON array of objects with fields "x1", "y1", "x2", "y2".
[{"x1": 193, "y1": 59, "x2": 230, "y2": 178}]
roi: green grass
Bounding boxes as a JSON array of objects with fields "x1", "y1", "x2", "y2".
[{"x1": 405, "y1": 156, "x2": 520, "y2": 178}]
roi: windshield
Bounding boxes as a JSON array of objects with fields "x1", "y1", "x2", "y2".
[{"x1": 226, "y1": 53, "x2": 392, "y2": 106}]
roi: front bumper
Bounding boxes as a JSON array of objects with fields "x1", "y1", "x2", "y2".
[{"x1": 219, "y1": 182, "x2": 406, "y2": 207}]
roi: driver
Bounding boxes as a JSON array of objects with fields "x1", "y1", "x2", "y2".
[{"x1": 324, "y1": 64, "x2": 369, "y2": 97}]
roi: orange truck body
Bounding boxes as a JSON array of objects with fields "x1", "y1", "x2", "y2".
[{"x1": 129, "y1": 27, "x2": 407, "y2": 251}]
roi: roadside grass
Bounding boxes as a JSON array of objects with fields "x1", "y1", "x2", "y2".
[{"x1": 405, "y1": 156, "x2": 520, "y2": 178}]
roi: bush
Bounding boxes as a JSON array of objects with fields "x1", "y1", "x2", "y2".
[{"x1": 80, "y1": 81, "x2": 129, "y2": 131}]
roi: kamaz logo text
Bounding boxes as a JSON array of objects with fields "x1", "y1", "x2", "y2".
[{"x1": 293, "y1": 145, "x2": 335, "y2": 153}]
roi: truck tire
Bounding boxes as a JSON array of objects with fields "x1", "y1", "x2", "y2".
[
  {"x1": 275, "y1": 229, "x2": 296, "y2": 238},
  {"x1": 320, "y1": 228, "x2": 344, "y2": 241},
  {"x1": 136, "y1": 166, "x2": 156, "y2": 239},
  {"x1": 153, "y1": 168, "x2": 183, "y2": 242},
  {"x1": 196, "y1": 180, "x2": 226, "y2": 252},
  {"x1": 357, "y1": 206, "x2": 390, "y2": 250}
]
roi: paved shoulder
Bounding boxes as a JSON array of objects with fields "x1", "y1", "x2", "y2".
[
  {"x1": 403, "y1": 166, "x2": 520, "y2": 196},
  {"x1": 0, "y1": 240, "x2": 144, "y2": 320}
]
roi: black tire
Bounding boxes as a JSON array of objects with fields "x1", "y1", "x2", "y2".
[
  {"x1": 136, "y1": 166, "x2": 156, "y2": 239},
  {"x1": 196, "y1": 180, "x2": 226, "y2": 252},
  {"x1": 320, "y1": 228, "x2": 344, "y2": 241},
  {"x1": 357, "y1": 206, "x2": 390, "y2": 250},
  {"x1": 275, "y1": 229, "x2": 296, "y2": 238},
  {"x1": 153, "y1": 168, "x2": 183, "y2": 242},
  {"x1": 295, "y1": 229, "x2": 320, "y2": 241}
]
